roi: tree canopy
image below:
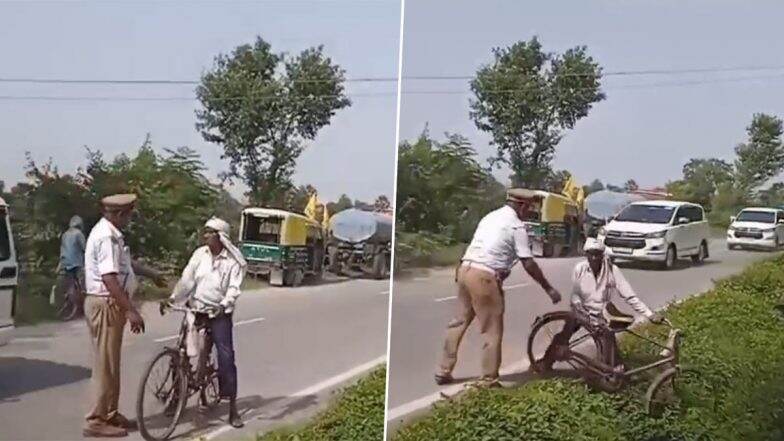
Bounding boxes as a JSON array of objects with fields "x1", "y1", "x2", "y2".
[
  {"x1": 470, "y1": 37, "x2": 605, "y2": 188},
  {"x1": 196, "y1": 37, "x2": 351, "y2": 206}
]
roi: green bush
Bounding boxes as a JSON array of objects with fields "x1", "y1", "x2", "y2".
[
  {"x1": 394, "y1": 231, "x2": 457, "y2": 271},
  {"x1": 257, "y1": 366, "x2": 386, "y2": 441},
  {"x1": 394, "y1": 257, "x2": 784, "y2": 441}
]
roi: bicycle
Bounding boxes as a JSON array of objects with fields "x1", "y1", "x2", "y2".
[
  {"x1": 527, "y1": 304, "x2": 699, "y2": 417},
  {"x1": 52, "y1": 268, "x2": 84, "y2": 321},
  {"x1": 136, "y1": 303, "x2": 221, "y2": 441}
]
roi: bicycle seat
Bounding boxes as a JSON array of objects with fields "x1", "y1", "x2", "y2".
[{"x1": 603, "y1": 302, "x2": 634, "y2": 331}]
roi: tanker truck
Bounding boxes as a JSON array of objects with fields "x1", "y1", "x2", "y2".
[{"x1": 325, "y1": 208, "x2": 392, "y2": 279}]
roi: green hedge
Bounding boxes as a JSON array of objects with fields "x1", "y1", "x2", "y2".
[
  {"x1": 257, "y1": 366, "x2": 386, "y2": 441},
  {"x1": 393, "y1": 257, "x2": 784, "y2": 441}
]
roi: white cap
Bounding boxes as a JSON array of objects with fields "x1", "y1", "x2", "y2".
[{"x1": 583, "y1": 237, "x2": 606, "y2": 253}]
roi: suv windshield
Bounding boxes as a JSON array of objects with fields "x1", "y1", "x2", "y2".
[
  {"x1": 736, "y1": 210, "x2": 775, "y2": 224},
  {"x1": 615, "y1": 205, "x2": 675, "y2": 224}
]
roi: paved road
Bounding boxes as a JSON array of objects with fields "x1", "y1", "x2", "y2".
[
  {"x1": 386, "y1": 238, "x2": 780, "y2": 426},
  {"x1": 0, "y1": 275, "x2": 389, "y2": 441}
]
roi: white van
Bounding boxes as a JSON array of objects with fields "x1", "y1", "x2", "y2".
[
  {"x1": 727, "y1": 207, "x2": 784, "y2": 250},
  {"x1": 597, "y1": 200, "x2": 710, "y2": 270},
  {"x1": 0, "y1": 197, "x2": 17, "y2": 346}
]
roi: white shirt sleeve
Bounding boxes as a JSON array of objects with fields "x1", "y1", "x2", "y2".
[
  {"x1": 570, "y1": 264, "x2": 586, "y2": 313},
  {"x1": 220, "y1": 262, "x2": 243, "y2": 310},
  {"x1": 170, "y1": 251, "x2": 200, "y2": 304},
  {"x1": 512, "y1": 226, "x2": 533, "y2": 259},
  {"x1": 611, "y1": 265, "x2": 654, "y2": 318},
  {"x1": 96, "y1": 237, "x2": 120, "y2": 276}
]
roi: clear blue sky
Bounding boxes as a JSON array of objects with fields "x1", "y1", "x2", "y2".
[
  {"x1": 0, "y1": 0, "x2": 400, "y2": 203},
  {"x1": 399, "y1": 0, "x2": 784, "y2": 189}
]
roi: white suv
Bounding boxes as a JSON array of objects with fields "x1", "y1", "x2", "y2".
[
  {"x1": 597, "y1": 200, "x2": 710, "y2": 270},
  {"x1": 0, "y1": 197, "x2": 17, "y2": 346},
  {"x1": 727, "y1": 207, "x2": 784, "y2": 250}
]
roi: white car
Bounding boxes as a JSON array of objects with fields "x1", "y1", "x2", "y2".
[
  {"x1": 597, "y1": 200, "x2": 710, "y2": 270},
  {"x1": 726, "y1": 207, "x2": 784, "y2": 250},
  {"x1": 0, "y1": 197, "x2": 17, "y2": 346}
]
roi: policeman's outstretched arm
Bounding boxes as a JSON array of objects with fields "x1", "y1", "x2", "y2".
[{"x1": 520, "y1": 257, "x2": 562, "y2": 304}]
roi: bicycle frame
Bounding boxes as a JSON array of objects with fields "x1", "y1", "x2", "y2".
[
  {"x1": 166, "y1": 304, "x2": 217, "y2": 397},
  {"x1": 560, "y1": 319, "x2": 682, "y2": 383}
]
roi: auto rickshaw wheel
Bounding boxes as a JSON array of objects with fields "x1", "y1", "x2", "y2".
[
  {"x1": 284, "y1": 269, "x2": 305, "y2": 287},
  {"x1": 371, "y1": 253, "x2": 387, "y2": 280}
]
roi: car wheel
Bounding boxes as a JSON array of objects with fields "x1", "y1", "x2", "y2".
[
  {"x1": 691, "y1": 241, "x2": 707, "y2": 265},
  {"x1": 661, "y1": 245, "x2": 676, "y2": 270}
]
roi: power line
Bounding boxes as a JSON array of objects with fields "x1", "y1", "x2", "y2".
[
  {"x1": 3, "y1": 64, "x2": 784, "y2": 86},
  {"x1": 1, "y1": 72, "x2": 783, "y2": 102},
  {"x1": 0, "y1": 91, "x2": 397, "y2": 102}
]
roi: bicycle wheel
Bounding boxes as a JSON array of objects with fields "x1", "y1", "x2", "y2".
[
  {"x1": 136, "y1": 349, "x2": 189, "y2": 441},
  {"x1": 201, "y1": 349, "x2": 221, "y2": 409},
  {"x1": 527, "y1": 311, "x2": 604, "y2": 372},
  {"x1": 645, "y1": 366, "x2": 702, "y2": 418}
]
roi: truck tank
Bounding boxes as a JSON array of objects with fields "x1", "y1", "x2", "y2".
[{"x1": 328, "y1": 209, "x2": 393, "y2": 244}]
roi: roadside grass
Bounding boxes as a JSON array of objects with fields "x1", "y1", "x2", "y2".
[
  {"x1": 254, "y1": 366, "x2": 386, "y2": 441},
  {"x1": 393, "y1": 256, "x2": 784, "y2": 441}
]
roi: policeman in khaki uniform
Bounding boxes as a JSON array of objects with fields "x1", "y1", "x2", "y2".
[
  {"x1": 436, "y1": 189, "x2": 563, "y2": 386},
  {"x1": 83, "y1": 194, "x2": 165, "y2": 438}
]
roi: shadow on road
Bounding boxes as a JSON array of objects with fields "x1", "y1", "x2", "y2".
[{"x1": 0, "y1": 357, "x2": 90, "y2": 401}]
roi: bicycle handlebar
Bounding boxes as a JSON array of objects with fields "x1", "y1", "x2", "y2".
[{"x1": 159, "y1": 300, "x2": 221, "y2": 316}]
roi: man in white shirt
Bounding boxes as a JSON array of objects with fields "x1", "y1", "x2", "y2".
[
  {"x1": 536, "y1": 238, "x2": 662, "y2": 372},
  {"x1": 436, "y1": 189, "x2": 563, "y2": 386},
  {"x1": 169, "y1": 217, "x2": 247, "y2": 428}
]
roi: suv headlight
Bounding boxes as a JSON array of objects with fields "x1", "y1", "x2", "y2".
[
  {"x1": 762, "y1": 227, "x2": 776, "y2": 233},
  {"x1": 645, "y1": 230, "x2": 667, "y2": 239},
  {"x1": 598, "y1": 227, "x2": 607, "y2": 236}
]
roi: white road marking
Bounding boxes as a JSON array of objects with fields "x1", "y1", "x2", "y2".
[
  {"x1": 203, "y1": 355, "x2": 387, "y2": 440},
  {"x1": 434, "y1": 296, "x2": 457, "y2": 302},
  {"x1": 153, "y1": 316, "x2": 265, "y2": 343},
  {"x1": 505, "y1": 282, "x2": 530, "y2": 290},
  {"x1": 234, "y1": 317, "x2": 266, "y2": 326}
]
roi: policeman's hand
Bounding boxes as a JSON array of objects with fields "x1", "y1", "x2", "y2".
[
  {"x1": 546, "y1": 287, "x2": 562, "y2": 304},
  {"x1": 649, "y1": 312, "x2": 664, "y2": 324},
  {"x1": 158, "y1": 300, "x2": 170, "y2": 316},
  {"x1": 126, "y1": 309, "x2": 145, "y2": 334}
]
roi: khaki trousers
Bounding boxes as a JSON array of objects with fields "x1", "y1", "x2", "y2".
[
  {"x1": 84, "y1": 295, "x2": 126, "y2": 423},
  {"x1": 438, "y1": 265, "x2": 505, "y2": 380}
]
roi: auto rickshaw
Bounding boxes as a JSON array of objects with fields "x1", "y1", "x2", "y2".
[
  {"x1": 239, "y1": 207, "x2": 325, "y2": 287},
  {"x1": 518, "y1": 190, "x2": 583, "y2": 257}
]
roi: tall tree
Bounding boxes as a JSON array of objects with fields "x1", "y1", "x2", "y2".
[
  {"x1": 734, "y1": 113, "x2": 784, "y2": 191},
  {"x1": 470, "y1": 37, "x2": 605, "y2": 188},
  {"x1": 196, "y1": 37, "x2": 351, "y2": 205},
  {"x1": 327, "y1": 194, "x2": 354, "y2": 214},
  {"x1": 374, "y1": 195, "x2": 392, "y2": 211},
  {"x1": 585, "y1": 179, "x2": 604, "y2": 195},
  {"x1": 668, "y1": 158, "x2": 734, "y2": 209},
  {"x1": 396, "y1": 131, "x2": 504, "y2": 241},
  {"x1": 624, "y1": 179, "x2": 639, "y2": 192}
]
